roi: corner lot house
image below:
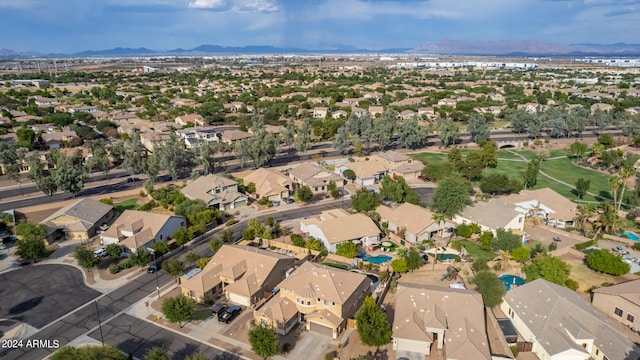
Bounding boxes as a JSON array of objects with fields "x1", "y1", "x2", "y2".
[
  {"x1": 254, "y1": 261, "x2": 371, "y2": 339},
  {"x1": 242, "y1": 168, "x2": 293, "y2": 201},
  {"x1": 376, "y1": 203, "x2": 456, "y2": 246},
  {"x1": 454, "y1": 199, "x2": 525, "y2": 236},
  {"x1": 335, "y1": 160, "x2": 388, "y2": 186},
  {"x1": 40, "y1": 198, "x2": 116, "y2": 242},
  {"x1": 100, "y1": 210, "x2": 186, "y2": 253},
  {"x1": 503, "y1": 187, "x2": 577, "y2": 228},
  {"x1": 181, "y1": 174, "x2": 247, "y2": 211},
  {"x1": 180, "y1": 245, "x2": 295, "y2": 306},
  {"x1": 501, "y1": 279, "x2": 640, "y2": 360},
  {"x1": 300, "y1": 209, "x2": 380, "y2": 253},
  {"x1": 591, "y1": 279, "x2": 640, "y2": 330},
  {"x1": 288, "y1": 162, "x2": 345, "y2": 194},
  {"x1": 392, "y1": 283, "x2": 491, "y2": 360}
]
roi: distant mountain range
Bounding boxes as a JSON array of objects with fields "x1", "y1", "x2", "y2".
[
  {"x1": 411, "y1": 39, "x2": 640, "y2": 56},
  {"x1": 2, "y1": 40, "x2": 640, "y2": 58}
]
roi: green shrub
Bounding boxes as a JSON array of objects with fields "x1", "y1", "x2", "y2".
[
  {"x1": 226, "y1": 219, "x2": 239, "y2": 227},
  {"x1": 564, "y1": 279, "x2": 579, "y2": 291},
  {"x1": 118, "y1": 258, "x2": 132, "y2": 269},
  {"x1": 109, "y1": 263, "x2": 120, "y2": 274},
  {"x1": 574, "y1": 240, "x2": 597, "y2": 251},
  {"x1": 138, "y1": 200, "x2": 157, "y2": 211}
]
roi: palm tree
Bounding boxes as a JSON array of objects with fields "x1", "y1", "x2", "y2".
[
  {"x1": 594, "y1": 200, "x2": 618, "y2": 238},
  {"x1": 608, "y1": 175, "x2": 622, "y2": 210},
  {"x1": 574, "y1": 204, "x2": 596, "y2": 237},
  {"x1": 497, "y1": 250, "x2": 512, "y2": 272},
  {"x1": 617, "y1": 165, "x2": 635, "y2": 211},
  {"x1": 432, "y1": 212, "x2": 448, "y2": 270}
]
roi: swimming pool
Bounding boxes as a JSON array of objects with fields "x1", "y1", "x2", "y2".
[
  {"x1": 500, "y1": 274, "x2": 525, "y2": 291},
  {"x1": 427, "y1": 253, "x2": 458, "y2": 260},
  {"x1": 358, "y1": 253, "x2": 392, "y2": 264},
  {"x1": 619, "y1": 231, "x2": 640, "y2": 241}
]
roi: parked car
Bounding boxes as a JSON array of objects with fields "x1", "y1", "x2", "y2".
[
  {"x1": 553, "y1": 237, "x2": 561, "y2": 242},
  {"x1": 368, "y1": 189, "x2": 376, "y2": 194},
  {"x1": 94, "y1": 247, "x2": 107, "y2": 257},
  {"x1": 218, "y1": 305, "x2": 242, "y2": 324},
  {"x1": 283, "y1": 197, "x2": 294, "y2": 204},
  {"x1": 147, "y1": 263, "x2": 159, "y2": 273},
  {"x1": 127, "y1": 177, "x2": 141, "y2": 183},
  {"x1": 418, "y1": 175, "x2": 429, "y2": 182},
  {"x1": 270, "y1": 200, "x2": 280, "y2": 207},
  {"x1": 212, "y1": 304, "x2": 228, "y2": 318}
]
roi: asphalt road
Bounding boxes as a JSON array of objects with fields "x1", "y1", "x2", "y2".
[
  {"x1": 1, "y1": 199, "x2": 350, "y2": 360},
  {"x1": 88, "y1": 314, "x2": 241, "y2": 360},
  {"x1": 0, "y1": 264, "x2": 101, "y2": 329}
]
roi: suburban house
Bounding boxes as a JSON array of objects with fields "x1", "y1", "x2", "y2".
[
  {"x1": 454, "y1": 199, "x2": 525, "y2": 236},
  {"x1": 312, "y1": 107, "x2": 328, "y2": 118},
  {"x1": 390, "y1": 162, "x2": 424, "y2": 180},
  {"x1": 219, "y1": 129, "x2": 252, "y2": 144},
  {"x1": 503, "y1": 187, "x2": 578, "y2": 228},
  {"x1": 254, "y1": 261, "x2": 371, "y2": 339},
  {"x1": 175, "y1": 127, "x2": 219, "y2": 148},
  {"x1": 300, "y1": 209, "x2": 380, "y2": 253},
  {"x1": 100, "y1": 210, "x2": 186, "y2": 253},
  {"x1": 140, "y1": 132, "x2": 171, "y2": 153},
  {"x1": 40, "y1": 130, "x2": 79, "y2": 149},
  {"x1": 32, "y1": 96, "x2": 59, "y2": 106},
  {"x1": 288, "y1": 163, "x2": 345, "y2": 194},
  {"x1": 242, "y1": 168, "x2": 293, "y2": 201},
  {"x1": 392, "y1": 283, "x2": 492, "y2": 360},
  {"x1": 376, "y1": 203, "x2": 456, "y2": 246},
  {"x1": 175, "y1": 114, "x2": 205, "y2": 126},
  {"x1": 501, "y1": 279, "x2": 640, "y2": 360},
  {"x1": 591, "y1": 279, "x2": 640, "y2": 331},
  {"x1": 372, "y1": 150, "x2": 413, "y2": 168},
  {"x1": 368, "y1": 105, "x2": 384, "y2": 117},
  {"x1": 335, "y1": 160, "x2": 389, "y2": 186},
  {"x1": 181, "y1": 174, "x2": 247, "y2": 211},
  {"x1": 40, "y1": 198, "x2": 116, "y2": 243},
  {"x1": 180, "y1": 245, "x2": 295, "y2": 306}
]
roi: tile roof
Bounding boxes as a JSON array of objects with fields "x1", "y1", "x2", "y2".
[
  {"x1": 289, "y1": 163, "x2": 343, "y2": 188},
  {"x1": 502, "y1": 187, "x2": 577, "y2": 221},
  {"x1": 278, "y1": 261, "x2": 370, "y2": 304},
  {"x1": 458, "y1": 199, "x2": 522, "y2": 230},
  {"x1": 505, "y1": 279, "x2": 639, "y2": 360},
  {"x1": 592, "y1": 279, "x2": 640, "y2": 307},
  {"x1": 41, "y1": 198, "x2": 113, "y2": 231},
  {"x1": 376, "y1": 203, "x2": 434, "y2": 236},
  {"x1": 301, "y1": 209, "x2": 380, "y2": 244},
  {"x1": 393, "y1": 283, "x2": 491, "y2": 360}
]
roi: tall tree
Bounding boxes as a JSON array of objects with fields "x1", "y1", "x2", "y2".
[
  {"x1": 569, "y1": 141, "x2": 588, "y2": 158},
  {"x1": 473, "y1": 271, "x2": 506, "y2": 307},
  {"x1": 431, "y1": 212, "x2": 449, "y2": 269},
  {"x1": 437, "y1": 119, "x2": 459, "y2": 147},
  {"x1": 355, "y1": 297, "x2": 392, "y2": 347},
  {"x1": 467, "y1": 113, "x2": 490, "y2": 143},
  {"x1": 248, "y1": 323, "x2": 279, "y2": 359},
  {"x1": 122, "y1": 132, "x2": 147, "y2": 175},
  {"x1": 616, "y1": 165, "x2": 635, "y2": 211},
  {"x1": 575, "y1": 178, "x2": 591, "y2": 199},
  {"x1": 522, "y1": 255, "x2": 571, "y2": 286},
  {"x1": 161, "y1": 294, "x2": 195, "y2": 328},
  {"x1": 333, "y1": 126, "x2": 351, "y2": 154},
  {"x1": 54, "y1": 154, "x2": 88, "y2": 197},
  {"x1": 198, "y1": 141, "x2": 218, "y2": 175},
  {"x1": 524, "y1": 160, "x2": 540, "y2": 189},
  {"x1": 430, "y1": 176, "x2": 472, "y2": 217},
  {"x1": 283, "y1": 120, "x2": 297, "y2": 149},
  {"x1": 295, "y1": 118, "x2": 312, "y2": 153},
  {"x1": 396, "y1": 117, "x2": 426, "y2": 149},
  {"x1": 156, "y1": 133, "x2": 194, "y2": 181},
  {"x1": 371, "y1": 109, "x2": 396, "y2": 150}
]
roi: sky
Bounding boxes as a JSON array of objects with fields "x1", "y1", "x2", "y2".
[{"x1": 1, "y1": 0, "x2": 639, "y2": 53}]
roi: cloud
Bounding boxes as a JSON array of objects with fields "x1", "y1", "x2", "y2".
[
  {"x1": 187, "y1": 0, "x2": 278, "y2": 12},
  {"x1": 603, "y1": 5, "x2": 637, "y2": 15}
]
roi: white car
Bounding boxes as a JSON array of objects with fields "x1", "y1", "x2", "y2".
[{"x1": 94, "y1": 247, "x2": 107, "y2": 257}]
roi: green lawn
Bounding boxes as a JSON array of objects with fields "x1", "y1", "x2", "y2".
[
  {"x1": 114, "y1": 198, "x2": 140, "y2": 214},
  {"x1": 410, "y1": 152, "x2": 447, "y2": 165},
  {"x1": 538, "y1": 157, "x2": 611, "y2": 200},
  {"x1": 460, "y1": 240, "x2": 495, "y2": 262},
  {"x1": 192, "y1": 308, "x2": 212, "y2": 321}
]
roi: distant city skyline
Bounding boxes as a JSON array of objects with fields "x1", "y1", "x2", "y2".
[{"x1": 2, "y1": 0, "x2": 638, "y2": 54}]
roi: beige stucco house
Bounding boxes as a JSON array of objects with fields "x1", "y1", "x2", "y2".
[
  {"x1": 392, "y1": 283, "x2": 492, "y2": 360},
  {"x1": 501, "y1": 279, "x2": 640, "y2": 360},
  {"x1": 40, "y1": 198, "x2": 116, "y2": 243},
  {"x1": 100, "y1": 210, "x2": 186, "y2": 253},
  {"x1": 180, "y1": 245, "x2": 295, "y2": 306},
  {"x1": 454, "y1": 199, "x2": 525, "y2": 236},
  {"x1": 181, "y1": 174, "x2": 247, "y2": 211},
  {"x1": 242, "y1": 168, "x2": 293, "y2": 201},
  {"x1": 288, "y1": 162, "x2": 345, "y2": 194},
  {"x1": 254, "y1": 261, "x2": 371, "y2": 338},
  {"x1": 591, "y1": 279, "x2": 640, "y2": 331},
  {"x1": 376, "y1": 203, "x2": 456, "y2": 246},
  {"x1": 300, "y1": 209, "x2": 380, "y2": 253}
]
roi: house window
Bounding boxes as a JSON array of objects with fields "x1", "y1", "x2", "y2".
[
  {"x1": 307, "y1": 301, "x2": 310, "y2": 305},
  {"x1": 596, "y1": 349, "x2": 599, "y2": 356},
  {"x1": 628, "y1": 314, "x2": 635, "y2": 323},
  {"x1": 614, "y1": 307, "x2": 623, "y2": 317}
]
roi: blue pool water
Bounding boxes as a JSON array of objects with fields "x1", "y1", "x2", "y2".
[
  {"x1": 428, "y1": 253, "x2": 458, "y2": 260},
  {"x1": 500, "y1": 274, "x2": 525, "y2": 291},
  {"x1": 619, "y1": 231, "x2": 640, "y2": 241},
  {"x1": 358, "y1": 253, "x2": 392, "y2": 264}
]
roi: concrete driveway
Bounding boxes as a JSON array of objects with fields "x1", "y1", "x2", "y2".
[
  {"x1": 287, "y1": 330, "x2": 334, "y2": 360},
  {"x1": 0, "y1": 264, "x2": 101, "y2": 329}
]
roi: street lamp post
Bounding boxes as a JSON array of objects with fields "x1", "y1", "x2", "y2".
[{"x1": 149, "y1": 249, "x2": 161, "y2": 299}]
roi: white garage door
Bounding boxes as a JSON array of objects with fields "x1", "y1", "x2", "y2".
[
  {"x1": 309, "y1": 321, "x2": 334, "y2": 338},
  {"x1": 396, "y1": 338, "x2": 428, "y2": 354},
  {"x1": 227, "y1": 291, "x2": 250, "y2": 307}
]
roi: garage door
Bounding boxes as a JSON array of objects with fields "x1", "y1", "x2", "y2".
[
  {"x1": 309, "y1": 321, "x2": 334, "y2": 338},
  {"x1": 227, "y1": 291, "x2": 250, "y2": 307}
]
